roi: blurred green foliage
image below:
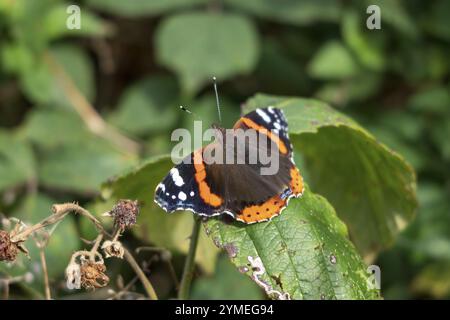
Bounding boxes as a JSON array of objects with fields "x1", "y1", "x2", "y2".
[{"x1": 0, "y1": 0, "x2": 449, "y2": 299}]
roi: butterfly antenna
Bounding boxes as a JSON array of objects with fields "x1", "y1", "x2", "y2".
[
  {"x1": 213, "y1": 76, "x2": 222, "y2": 123},
  {"x1": 179, "y1": 105, "x2": 201, "y2": 120}
]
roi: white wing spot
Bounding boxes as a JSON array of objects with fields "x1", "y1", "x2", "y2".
[
  {"x1": 256, "y1": 109, "x2": 271, "y2": 123},
  {"x1": 170, "y1": 168, "x2": 184, "y2": 186},
  {"x1": 274, "y1": 122, "x2": 281, "y2": 130},
  {"x1": 190, "y1": 191, "x2": 195, "y2": 197},
  {"x1": 178, "y1": 191, "x2": 187, "y2": 201},
  {"x1": 171, "y1": 195, "x2": 176, "y2": 200},
  {"x1": 157, "y1": 183, "x2": 165, "y2": 192}
]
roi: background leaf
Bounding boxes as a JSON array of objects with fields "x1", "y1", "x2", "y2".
[
  {"x1": 224, "y1": 0, "x2": 341, "y2": 25},
  {"x1": 20, "y1": 45, "x2": 95, "y2": 107},
  {"x1": 38, "y1": 139, "x2": 136, "y2": 194},
  {"x1": 308, "y1": 41, "x2": 360, "y2": 80},
  {"x1": 155, "y1": 12, "x2": 259, "y2": 95},
  {"x1": 108, "y1": 75, "x2": 179, "y2": 136},
  {"x1": 87, "y1": 0, "x2": 208, "y2": 17},
  {"x1": 0, "y1": 130, "x2": 35, "y2": 191},
  {"x1": 43, "y1": 4, "x2": 111, "y2": 40}
]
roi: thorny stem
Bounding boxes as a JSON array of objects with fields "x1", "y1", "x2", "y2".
[
  {"x1": 11, "y1": 203, "x2": 106, "y2": 243},
  {"x1": 136, "y1": 247, "x2": 179, "y2": 290},
  {"x1": 7, "y1": 202, "x2": 158, "y2": 300},
  {"x1": 1, "y1": 279, "x2": 9, "y2": 300},
  {"x1": 0, "y1": 274, "x2": 31, "y2": 300},
  {"x1": 52, "y1": 203, "x2": 106, "y2": 234},
  {"x1": 112, "y1": 227, "x2": 122, "y2": 242},
  {"x1": 89, "y1": 234, "x2": 104, "y2": 262},
  {"x1": 39, "y1": 249, "x2": 51, "y2": 300},
  {"x1": 2, "y1": 282, "x2": 8, "y2": 300},
  {"x1": 10, "y1": 210, "x2": 68, "y2": 242},
  {"x1": 109, "y1": 275, "x2": 139, "y2": 300},
  {"x1": 178, "y1": 217, "x2": 201, "y2": 300},
  {"x1": 123, "y1": 248, "x2": 158, "y2": 300}
]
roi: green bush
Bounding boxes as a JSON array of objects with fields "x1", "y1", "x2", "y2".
[{"x1": 0, "y1": 0, "x2": 448, "y2": 300}]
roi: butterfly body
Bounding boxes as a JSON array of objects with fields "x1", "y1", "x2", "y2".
[{"x1": 154, "y1": 107, "x2": 304, "y2": 224}]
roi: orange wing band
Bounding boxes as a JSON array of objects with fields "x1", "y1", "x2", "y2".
[
  {"x1": 290, "y1": 166, "x2": 303, "y2": 195},
  {"x1": 237, "y1": 166, "x2": 303, "y2": 223},
  {"x1": 237, "y1": 194, "x2": 287, "y2": 223},
  {"x1": 235, "y1": 117, "x2": 288, "y2": 155},
  {"x1": 193, "y1": 150, "x2": 223, "y2": 207}
]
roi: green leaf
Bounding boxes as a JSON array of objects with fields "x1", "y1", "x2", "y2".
[
  {"x1": 155, "y1": 12, "x2": 259, "y2": 95},
  {"x1": 20, "y1": 44, "x2": 95, "y2": 107},
  {"x1": 431, "y1": 118, "x2": 450, "y2": 162},
  {"x1": 412, "y1": 262, "x2": 450, "y2": 298},
  {"x1": 255, "y1": 39, "x2": 311, "y2": 95},
  {"x1": 367, "y1": 126, "x2": 427, "y2": 171},
  {"x1": 224, "y1": 0, "x2": 341, "y2": 25},
  {"x1": 308, "y1": 41, "x2": 360, "y2": 80},
  {"x1": 42, "y1": 4, "x2": 111, "y2": 40},
  {"x1": 191, "y1": 254, "x2": 263, "y2": 299},
  {"x1": 87, "y1": 0, "x2": 208, "y2": 17},
  {"x1": 408, "y1": 87, "x2": 450, "y2": 114},
  {"x1": 0, "y1": 130, "x2": 35, "y2": 191},
  {"x1": 204, "y1": 187, "x2": 380, "y2": 299},
  {"x1": 243, "y1": 94, "x2": 417, "y2": 258},
  {"x1": 342, "y1": 10, "x2": 385, "y2": 72},
  {"x1": 0, "y1": 42, "x2": 34, "y2": 75},
  {"x1": 20, "y1": 108, "x2": 92, "y2": 150},
  {"x1": 423, "y1": 0, "x2": 450, "y2": 41},
  {"x1": 101, "y1": 156, "x2": 220, "y2": 273},
  {"x1": 108, "y1": 75, "x2": 179, "y2": 136},
  {"x1": 364, "y1": 0, "x2": 418, "y2": 38},
  {"x1": 315, "y1": 73, "x2": 381, "y2": 106},
  {"x1": 19, "y1": 108, "x2": 137, "y2": 193},
  {"x1": 3, "y1": 0, "x2": 54, "y2": 53},
  {"x1": 38, "y1": 139, "x2": 136, "y2": 194}
]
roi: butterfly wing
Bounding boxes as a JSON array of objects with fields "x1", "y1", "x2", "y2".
[
  {"x1": 154, "y1": 152, "x2": 224, "y2": 217},
  {"x1": 213, "y1": 107, "x2": 303, "y2": 223},
  {"x1": 234, "y1": 106, "x2": 293, "y2": 158},
  {"x1": 154, "y1": 107, "x2": 304, "y2": 224}
]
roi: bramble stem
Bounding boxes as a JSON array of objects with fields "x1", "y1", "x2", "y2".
[
  {"x1": 89, "y1": 234, "x2": 104, "y2": 262},
  {"x1": 39, "y1": 249, "x2": 51, "y2": 300},
  {"x1": 178, "y1": 217, "x2": 201, "y2": 299},
  {"x1": 8, "y1": 202, "x2": 159, "y2": 300},
  {"x1": 123, "y1": 248, "x2": 158, "y2": 300},
  {"x1": 11, "y1": 203, "x2": 106, "y2": 243}
]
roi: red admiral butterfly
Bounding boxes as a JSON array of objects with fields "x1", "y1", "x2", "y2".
[{"x1": 154, "y1": 106, "x2": 304, "y2": 224}]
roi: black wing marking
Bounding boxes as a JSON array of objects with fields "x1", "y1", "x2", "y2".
[{"x1": 154, "y1": 153, "x2": 219, "y2": 216}]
